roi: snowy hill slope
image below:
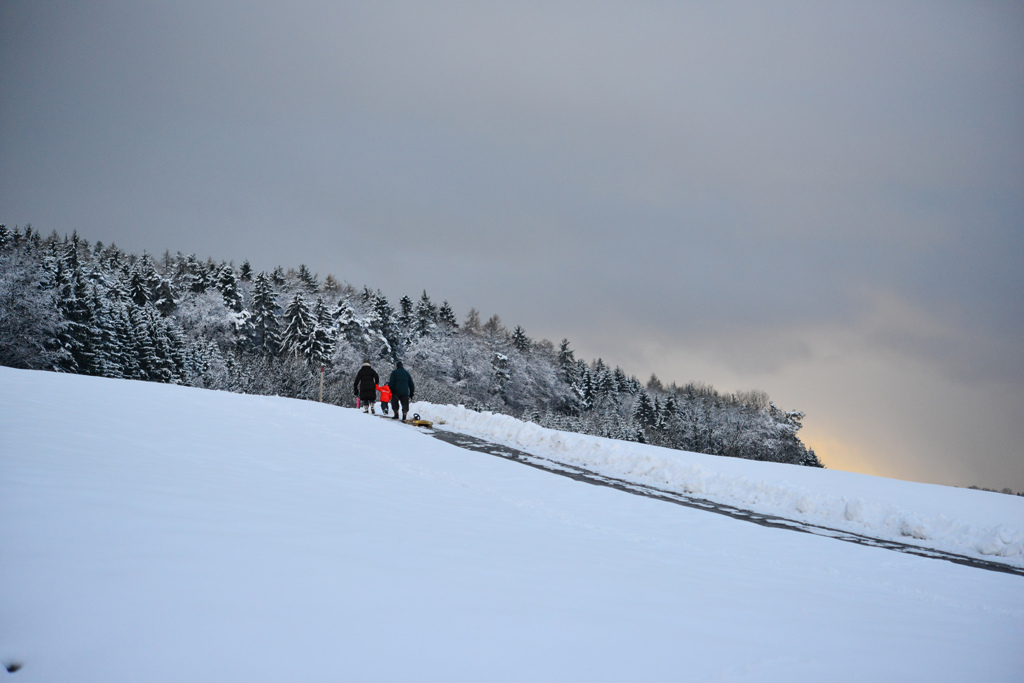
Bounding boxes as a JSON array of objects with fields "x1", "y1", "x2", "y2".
[{"x1": 1, "y1": 367, "x2": 1023, "y2": 682}]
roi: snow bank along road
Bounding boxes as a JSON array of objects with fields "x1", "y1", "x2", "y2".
[
  {"x1": 429, "y1": 429, "x2": 1024, "y2": 577},
  {"x1": 3, "y1": 368, "x2": 1023, "y2": 682},
  {"x1": 415, "y1": 402, "x2": 1024, "y2": 574}
]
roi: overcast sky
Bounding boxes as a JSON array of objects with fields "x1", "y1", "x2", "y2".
[{"x1": 2, "y1": 1, "x2": 1022, "y2": 491}]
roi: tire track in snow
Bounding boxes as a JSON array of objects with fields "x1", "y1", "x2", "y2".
[{"x1": 428, "y1": 429, "x2": 1024, "y2": 578}]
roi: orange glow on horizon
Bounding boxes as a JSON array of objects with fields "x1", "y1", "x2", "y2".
[{"x1": 802, "y1": 429, "x2": 888, "y2": 479}]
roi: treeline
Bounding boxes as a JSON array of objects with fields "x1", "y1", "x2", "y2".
[{"x1": 0, "y1": 225, "x2": 822, "y2": 467}]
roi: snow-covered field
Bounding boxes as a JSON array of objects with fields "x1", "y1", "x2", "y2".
[{"x1": 2, "y1": 367, "x2": 1022, "y2": 681}]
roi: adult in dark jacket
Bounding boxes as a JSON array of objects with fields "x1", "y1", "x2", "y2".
[
  {"x1": 353, "y1": 360, "x2": 380, "y2": 413},
  {"x1": 388, "y1": 361, "x2": 415, "y2": 421}
]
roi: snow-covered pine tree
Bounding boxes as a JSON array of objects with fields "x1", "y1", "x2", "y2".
[
  {"x1": 217, "y1": 266, "x2": 243, "y2": 313},
  {"x1": 128, "y1": 270, "x2": 149, "y2": 306},
  {"x1": 142, "y1": 308, "x2": 180, "y2": 383},
  {"x1": 332, "y1": 298, "x2": 358, "y2": 341},
  {"x1": 271, "y1": 266, "x2": 286, "y2": 286},
  {"x1": 250, "y1": 272, "x2": 280, "y2": 356},
  {"x1": 557, "y1": 339, "x2": 575, "y2": 374},
  {"x1": 647, "y1": 373, "x2": 664, "y2": 392},
  {"x1": 492, "y1": 352, "x2": 511, "y2": 398},
  {"x1": 312, "y1": 297, "x2": 331, "y2": 330},
  {"x1": 397, "y1": 295, "x2": 415, "y2": 342},
  {"x1": 662, "y1": 393, "x2": 678, "y2": 424},
  {"x1": 306, "y1": 324, "x2": 334, "y2": 367},
  {"x1": 51, "y1": 252, "x2": 99, "y2": 375},
  {"x1": 127, "y1": 304, "x2": 159, "y2": 381},
  {"x1": 86, "y1": 284, "x2": 118, "y2": 378},
  {"x1": 138, "y1": 252, "x2": 162, "y2": 296},
  {"x1": 438, "y1": 301, "x2": 458, "y2": 331},
  {"x1": 594, "y1": 365, "x2": 617, "y2": 407},
  {"x1": 511, "y1": 325, "x2": 530, "y2": 352},
  {"x1": 280, "y1": 294, "x2": 314, "y2": 360},
  {"x1": 370, "y1": 293, "x2": 398, "y2": 360},
  {"x1": 153, "y1": 279, "x2": 178, "y2": 316},
  {"x1": 306, "y1": 300, "x2": 335, "y2": 367},
  {"x1": 632, "y1": 389, "x2": 657, "y2": 428},
  {"x1": 186, "y1": 255, "x2": 211, "y2": 293},
  {"x1": 323, "y1": 274, "x2": 341, "y2": 293},
  {"x1": 297, "y1": 264, "x2": 318, "y2": 292},
  {"x1": 415, "y1": 291, "x2": 437, "y2": 338}
]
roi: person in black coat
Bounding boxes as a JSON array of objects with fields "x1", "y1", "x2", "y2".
[
  {"x1": 387, "y1": 361, "x2": 415, "y2": 421},
  {"x1": 353, "y1": 360, "x2": 380, "y2": 413}
]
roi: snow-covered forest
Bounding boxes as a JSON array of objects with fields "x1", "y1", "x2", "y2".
[{"x1": 0, "y1": 225, "x2": 821, "y2": 467}]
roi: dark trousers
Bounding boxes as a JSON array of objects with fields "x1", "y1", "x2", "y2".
[{"x1": 391, "y1": 394, "x2": 410, "y2": 417}]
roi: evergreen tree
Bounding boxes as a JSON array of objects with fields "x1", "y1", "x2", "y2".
[
  {"x1": 144, "y1": 308, "x2": 179, "y2": 383},
  {"x1": 578, "y1": 363, "x2": 595, "y2": 410},
  {"x1": 557, "y1": 339, "x2": 576, "y2": 382},
  {"x1": 595, "y1": 363, "x2": 617, "y2": 399},
  {"x1": 297, "y1": 264, "x2": 318, "y2": 292},
  {"x1": 333, "y1": 298, "x2": 380, "y2": 359},
  {"x1": 230, "y1": 308, "x2": 255, "y2": 353},
  {"x1": 249, "y1": 274, "x2": 281, "y2": 354},
  {"x1": 613, "y1": 367, "x2": 629, "y2": 394},
  {"x1": 110, "y1": 302, "x2": 140, "y2": 379},
  {"x1": 51, "y1": 252, "x2": 99, "y2": 375},
  {"x1": 632, "y1": 389, "x2": 658, "y2": 428},
  {"x1": 653, "y1": 397, "x2": 665, "y2": 430},
  {"x1": 371, "y1": 293, "x2": 399, "y2": 360},
  {"x1": 306, "y1": 321, "x2": 335, "y2": 367},
  {"x1": 511, "y1": 325, "x2": 530, "y2": 352},
  {"x1": 398, "y1": 295, "x2": 415, "y2": 339},
  {"x1": 186, "y1": 255, "x2": 210, "y2": 293},
  {"x1": 138, "y1": 252, "x2": 162, "y2": 294},
  {"x1": 128, "y1": 304, "x2": 159, "y2": 381},
  {"x1": 415, "y1": 291, "x2": 437, "y2": 337},
  {"x1": 129, "y1": 270, "x2": 149, "y2": 306},
  {"x1": 218, "y1": 266, "x2": 243, "y2": 312},
  {"x1": 89, "y1": 285, "x2": 121, "y2": 378},
  {"x1": 280, "y1": 294, "x2": 314, "y2": 360},
  {"x1": 323, "y1": 274, "x2": 341, "y2": 293},
  {"x1": 271, "y1": 266, "x2": 286, "y2": 286},
  {"x1": 239, "y1": 260, "x2": 252, "y2": 281},
  {"x1": 492, "y1": 352, "x2": 511, "y2": 397},
  {"x1": 662, "y1": 393, "x2": 678, "y2": 424},
  {"x1": 153, "y1": 279, "x2": 178, "y2": 316},
  {"x1": 312, "y1": 297, "x2": 332, "y2": 330},
  {"x1": 332, "y1": 298, "x2": 359, "y2": 341},
  {"x1": 438, "y1": 301, "x2": 458, "y2": 331}
]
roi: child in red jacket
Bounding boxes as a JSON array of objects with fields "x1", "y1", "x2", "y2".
[{"x1": 376, "y1": 383, "x2": 392, "y2": 415}]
